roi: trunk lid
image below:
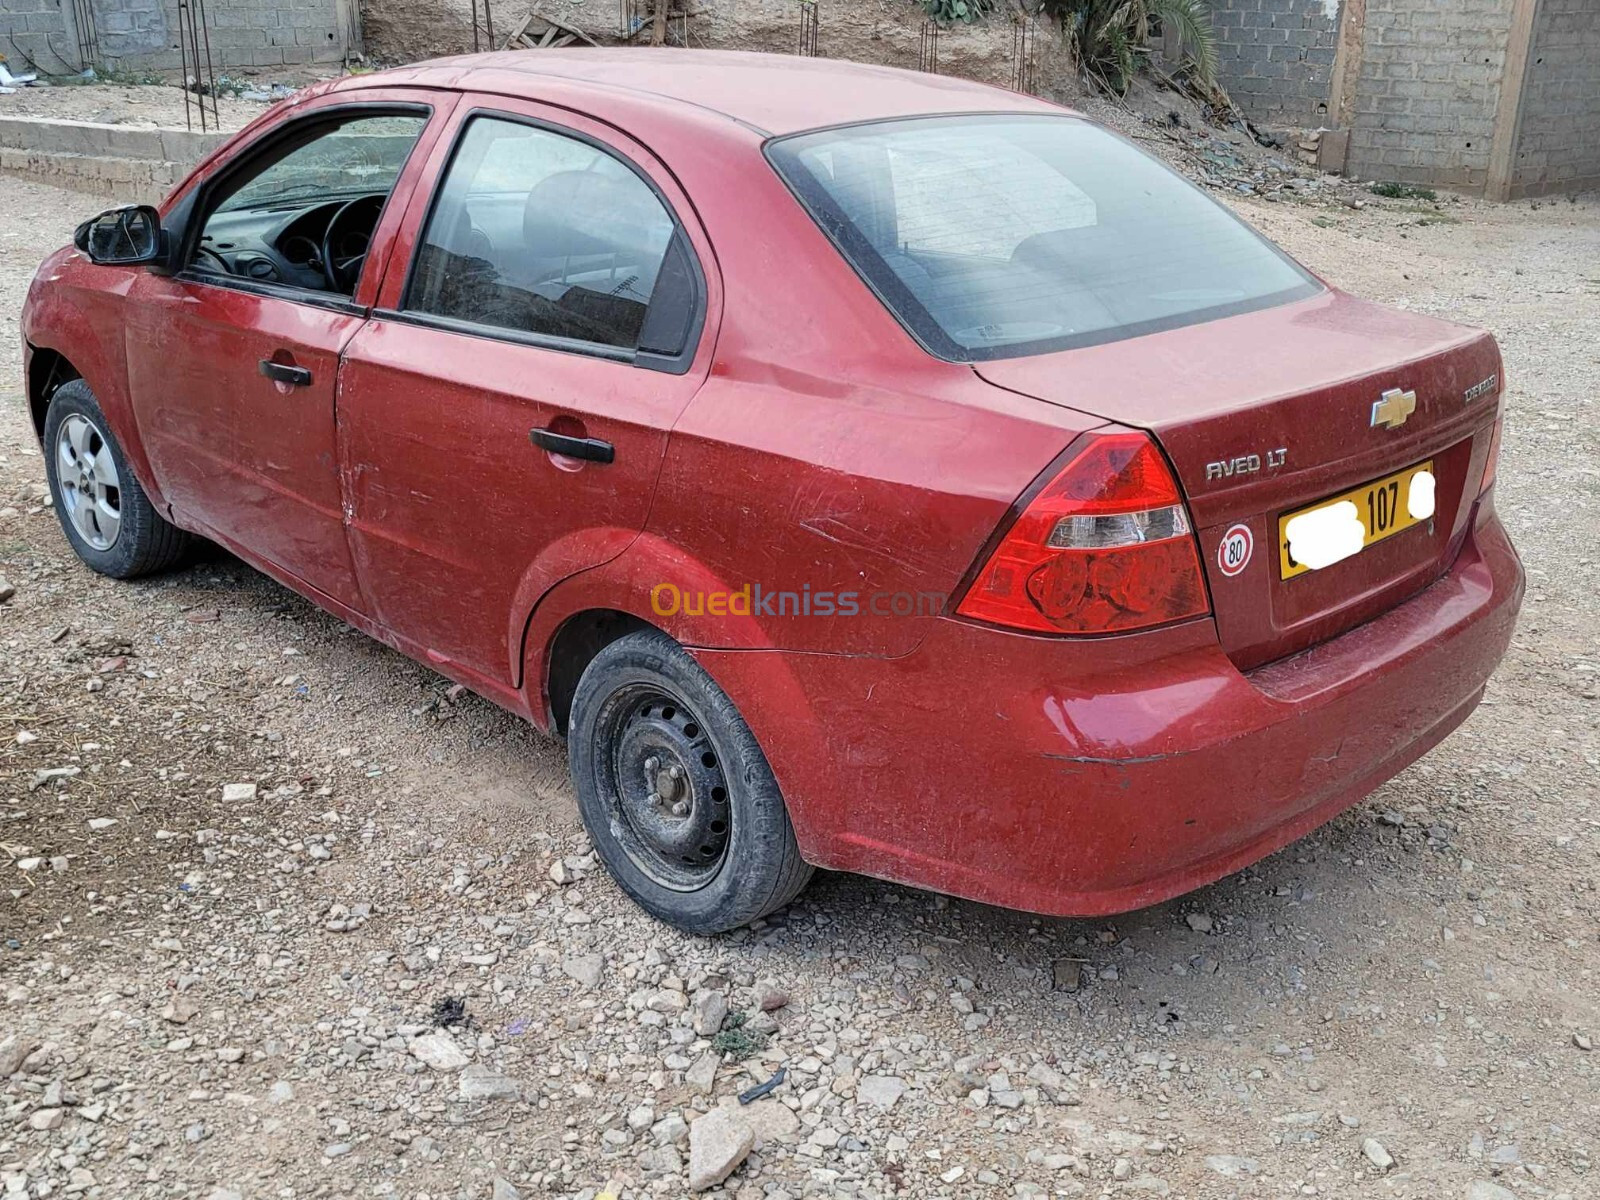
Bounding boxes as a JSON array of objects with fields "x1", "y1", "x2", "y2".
[{"x1": 975, "y1": 289, "x2": 1503, "y2": 670}]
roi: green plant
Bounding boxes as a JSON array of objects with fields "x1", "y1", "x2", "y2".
[
  {"x1": 709, "y1": 1012, "x2": 769, "y2": 1061},
  {"x1": 1370, "y1": 181, "x2": 1438, "y2": 201},
  {"x1": 1043, "y1": 0, "x2": 1218, "y2": 94},
  {"x1": 921, "y1": 0, "x2": 997, "y2": 24}
]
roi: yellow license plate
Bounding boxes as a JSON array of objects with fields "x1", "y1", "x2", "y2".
[{"x1": 1278, "y1": 460, "x2": 1435, "y2": 580}]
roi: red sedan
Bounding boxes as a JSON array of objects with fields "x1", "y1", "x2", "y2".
[{"x1": 21, "y1": 50, "x2": 1521, "y2": 933}]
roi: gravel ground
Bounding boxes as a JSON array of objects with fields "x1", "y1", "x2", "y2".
[{"x1": 1, "y1": 160, "x2": 1597, "y2": 1200}]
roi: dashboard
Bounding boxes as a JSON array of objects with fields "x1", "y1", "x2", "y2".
[{"x1": 193, "y1": 192, "x2": 387, "y2": 295}]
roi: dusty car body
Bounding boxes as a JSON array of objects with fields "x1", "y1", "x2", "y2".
[{"x1": 22, "y1": 50, "x2": 1521, "y2": 932}]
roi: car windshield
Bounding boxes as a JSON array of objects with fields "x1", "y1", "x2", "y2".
[{"x1": 766, "y1": 114, "x2": 1321, "y2": 361}]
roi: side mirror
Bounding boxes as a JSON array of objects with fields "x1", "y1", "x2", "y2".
[{"x1": 73, "y1": 205, "x2": 164, "y2": 266}]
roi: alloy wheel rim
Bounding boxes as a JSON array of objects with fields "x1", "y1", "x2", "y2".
[
  {"x1": 56, "y1": 413, "x2": 122, "y2": 551},
  {"x1": 601, "y1": 685, "x2": 731, "y2": 891}
]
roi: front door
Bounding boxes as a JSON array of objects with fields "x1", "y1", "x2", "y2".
[
  {"x1": 338, "y1": 100, "x2": 718, "y2": 686},
  {"x1": 125, "y1": 99, "x2": 444, "y2": 610}
]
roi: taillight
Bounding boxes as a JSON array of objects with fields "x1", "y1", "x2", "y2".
[
  {"x1": 1479, "y1": 417, "x2": 1503, "y2": 496},
  {"x1": 956, "y1": 431, "x2": 1210, "y2": 635}
]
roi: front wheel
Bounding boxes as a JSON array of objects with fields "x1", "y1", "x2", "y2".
[
  {"x1": 43, "y1": 379, "x2": 191, "y2": 578},
  {"x1": 568, "y1": 630, "x2": 813, "y2": 934}
]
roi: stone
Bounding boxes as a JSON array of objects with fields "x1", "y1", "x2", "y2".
[
  {"x1": 492, "y1": 1180, "x2": 521, "y2": 1200},
  {"x1": 323, "y1": 1142, "x2": 352, "y2": 1158},
  {"x1": 1052, "y1": 959, "x2": 1082, "y2": 992},
  {"x1": 651, "y1": 1112, "x2": 690, "y2": 1145},
  {"x1": 87, "y1": 818, "x2": 117, "y2": 831},
  {"x1": 28, "y1": 1108, "x2": 63, "y2": 1131},
  {"x1": 685, "y1": 1051, "x2": 719, "y2": 1095},
  {"x1": 1362, "y1": 1138, "x2": 1394, "y2": 1171},
  {"x1": 688, "y1": 1108, "x2": 755, "y2": 1192},
  {"x1": 691, "y1": 989, "x2": 729, "y2": 1036},
  {"x1": 1467, "y1": 1184, "x2": 1516, "y2": 1200},
  {"x1": 741, "y1": 1098, "x2": 799, "y2": 1148},
  {"x1": 562, "y1": 954, "x2": 604, "y2": 989},
  {"x1": 0, "y1": 1035, "x2": 36, "y2": 1077},
  {"x1": 407, "y1": 1031, "x2": 469, "y2": 1072},
  {"x1": 1204, "y1": 1155, "x2": 1258, "y2": 1177},
  {"x1": 0, "y1": 579, "x2": 13, "y2": 604},
  {"x1": 161, "y1": 998, "x2": 198, "y2": 1025},
  {"x1": 857, "y1": 1075, "x2": 906, "y2": 1109},
  {"x1": 1574, "y1": 1032, "x2": 1593, "y2": 1051},
  {"x1": 755, "y1": 981, "x2": 789, "y2": 1011},
  {"x1": 221, "y1": 783, "x2": 257, "y2": 802},
  {"x1": 458, "y1": 1065, "x2": 519, "y2": 1101},
  {"x1": 1185, "y1": 912, "x2": 1214, "y2": 933},
  {"x1": 216, "y1": 1047, "x2": 244, "y2": 1063},
  {"x1": 268, "y1": 1081, "x2": 295, "y2": 1104},
  {"x1": 646, "y1": 988, "x2": 688, "y2": 1014}
]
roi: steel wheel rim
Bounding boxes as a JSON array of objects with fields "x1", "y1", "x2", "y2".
[
  {"x1": 56, "y1": 413, "x2": 122, "y2": 551},
  {"x1": 597, "y1": 684, "x2": 731, "y2": 892}
]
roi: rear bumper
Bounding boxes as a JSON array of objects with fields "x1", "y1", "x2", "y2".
[{"x1": 697, "y1": 504, "x2": 1523, "y2": 916}]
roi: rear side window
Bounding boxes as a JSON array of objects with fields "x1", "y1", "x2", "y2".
[
  {"x1": 767, "y1": 115, "x2": 1321, "y2": 361},
  {"x1": 406, "y1": 115, "x2": 695, "y2": 356}
]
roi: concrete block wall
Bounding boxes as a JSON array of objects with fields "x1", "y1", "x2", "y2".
[
  {"x1": 0, "y1": 113, "x2": 226, "y2": 200},
  {"x1": 1344, "y1": 0, "x2": 1516, "y2": 192},
  {"x1": 1207, "y1": 0, "x2": 1340, "y2": 127},
  {"x1": 1509, "y1": 0, "x2": 1600, "y2": 198},
  {"x1": 0, "y1": 0, "x2": 357, "y2": 75}
]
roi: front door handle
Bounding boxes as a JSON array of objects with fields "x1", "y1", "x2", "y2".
[
  {"x1": 530, "y1": 427, "x2": 615, "y2": 464},
  {"x1": 259, "y1": 359, "x2": 312, "y2": 387}
]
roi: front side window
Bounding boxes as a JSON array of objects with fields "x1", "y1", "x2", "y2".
[
  {"x1": 194, "y1": 112, "x2": 428, "y2": 296},
  {"x1": 767, "y1": 115, "x2": 1321, "y2": 361},
  {"x1": 406, "y1": 116, "x2": 694, "y2": 355}
]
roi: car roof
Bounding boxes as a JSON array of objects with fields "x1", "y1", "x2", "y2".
[{"x1": 337, "y1": 48, "x2": 1066, "y2": 136}]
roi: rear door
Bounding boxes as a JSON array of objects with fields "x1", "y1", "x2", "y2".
[{"x1": 337, "y1": 97, "x2": 718, "y2": 688}]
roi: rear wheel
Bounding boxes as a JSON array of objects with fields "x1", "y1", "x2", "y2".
[
  {"x1": 568, "y1": 630, "x2": 813, "y2": 934},
  {"x1": 43, "y1": 379, "x2": 191, "y2": 578}
]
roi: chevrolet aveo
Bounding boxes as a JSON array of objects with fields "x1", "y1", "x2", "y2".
[{"x1": 21, "y1": 50, "x2": 1522, "y2": 933}]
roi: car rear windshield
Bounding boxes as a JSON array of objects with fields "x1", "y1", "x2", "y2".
[{"x1": 766, "y1": 114, "x2": 1322, "y2": 361}]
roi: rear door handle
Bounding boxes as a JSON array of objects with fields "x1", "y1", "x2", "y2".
[
  {"x1": 259, "y1": 359, "x2": 312, "y2": 387},
  {"x1": 530, "y1": 428, "x2": 615, "y2": 464}
]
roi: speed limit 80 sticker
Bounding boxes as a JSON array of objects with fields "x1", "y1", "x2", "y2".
[{"x1": 1217, "y1": 523, "x2": 1254, "y2": 577}]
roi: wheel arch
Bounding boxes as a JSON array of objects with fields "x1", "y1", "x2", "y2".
[
  {"x1": 25, "y1": 345, "x2": 82, "y2": 442},
  {"x1": 543, "y1": 608, "x2": 657, "y2": 736},
  {"x1": 520, "y1": 543, "x2": 839, "y2": 865}
]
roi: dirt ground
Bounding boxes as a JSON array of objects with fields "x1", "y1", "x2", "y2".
[
  {"x1": 0, "y1": 84, "x2": 277, "y2": 131},
  {"x1": 2, "y1": 115, "x2": 1598, "y2": 1200}
]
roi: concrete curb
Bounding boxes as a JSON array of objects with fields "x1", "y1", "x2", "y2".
[{"x1": 0, "y1": 115, "x2": 229, "y2": 200}]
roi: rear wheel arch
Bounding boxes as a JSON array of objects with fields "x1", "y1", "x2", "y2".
[{"x1": 544, "y1": 608, "x2": 655, "y2": 735}]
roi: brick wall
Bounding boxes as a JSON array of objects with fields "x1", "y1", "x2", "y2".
[
  {"x1": 1508, "y1": 0, "x2": 1600, "y2": 198},
  {"x1": 1343, "y1": 0, "x2": 1515, "y2": 192},
  {"x1": 1207, "y1": 0, "x2": 1339, "y2": 127},
  {"x1": 0, "y1": 0, "x2": 358, "y2": 74}
]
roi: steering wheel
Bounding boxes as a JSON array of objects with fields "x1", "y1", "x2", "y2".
[
  {"x1": 192, "y1": 245, "x2": 231, "y2": 275},
  {"x1": 322, "y1": 196, "x2": 383, "y2": 293}
]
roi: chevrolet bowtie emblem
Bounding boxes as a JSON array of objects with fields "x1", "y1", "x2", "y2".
[{"x1": 1371, "y1": 388, "x2": 1417, "y2": 430}]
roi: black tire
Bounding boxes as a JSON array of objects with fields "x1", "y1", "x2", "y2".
[
  {"x1": 569, "y1": 629, "x2": 813, "y2": 934},
  {"x1": 43, "y1": 379, "x2": 191, "y2": 579}
]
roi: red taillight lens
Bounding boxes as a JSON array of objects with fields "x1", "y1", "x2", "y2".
[
  {"x1": 1479, "y1": 417, "x2": 1503, "y2": 496},
  {"x1": 956, "y1": 432, "x2": 1211, "y2": 635}
]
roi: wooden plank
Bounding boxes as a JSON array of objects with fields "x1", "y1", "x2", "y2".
[{"x1": 501, "y1": 13, "x2": 534, "y2": 48}]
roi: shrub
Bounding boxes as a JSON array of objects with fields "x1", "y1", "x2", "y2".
[{"x1": 1044, "y1": 0, "x2": 1218, "y2": 94}]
